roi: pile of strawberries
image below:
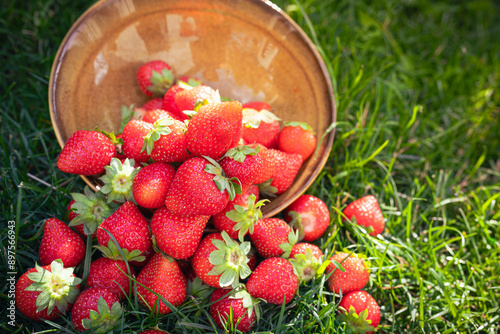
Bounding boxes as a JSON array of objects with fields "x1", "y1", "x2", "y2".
[{"x1": 15, "y1": 60, "x2": 386, "y2": 333}]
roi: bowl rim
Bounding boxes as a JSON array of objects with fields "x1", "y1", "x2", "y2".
[{"x1": 48, "y1": 0, "x2": 336, "y2": 218}]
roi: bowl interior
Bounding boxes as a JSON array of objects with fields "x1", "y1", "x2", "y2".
[{"x1": 49, "y1": 0, "x2": 336, "y2": 218}]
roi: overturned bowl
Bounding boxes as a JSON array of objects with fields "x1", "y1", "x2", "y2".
[{"x1": 49, "y1": 0, "x2": 336, "y2": 218}]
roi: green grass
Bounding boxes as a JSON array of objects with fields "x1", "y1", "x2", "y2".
[{"x1": 1, "y1": 0, "x2": 500, "y2": 333}]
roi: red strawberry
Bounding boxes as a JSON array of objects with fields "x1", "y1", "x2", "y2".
[
  {"x1": 326, "y1": 252, "x2": 370, "y2": 294},
  {"x1": 284, "y1": 194, "x2": 330, "y2": 242},
  {"x1": 121, "y1": 119, "x2": 153, "y2": 164},
  {"x1": 246, "y1": 257, "x2": 298, "y2": 305},
  {"x1": 212, "y1": 190, "x2": 263, "y2": 240},
  {"x1": 241, "y1": 103, "x2": 281, "y2": 148},
  {"x1": 97, "y1": 201, "x2": 151, "y2": 263},
  {"x1": 338, "y1": 290, "x2": 381, "y2": 333},
  {"x1": 140, "y1": 97, "x2": 164, "y2": 111},
  {"x1": 277, "y1": 122, "x2": 316, "y2": 161},
  {"x1": 250, "y1": 144, "x2": 274, "y2": 185},
  {"x1": 209, "y1": 288, "x2": 259, "y2": 333},
  {"x1": 219, "y1": 145, "x2": 264, "y2": 193},
  {"x1": 150, "y1": 206, "x2": 209, "y2": 259},
  {"x1": 143, "y1": 109, "x2": 182, "y2": 123},
  {"x1": 174, "y1": 85, "x2": 219, "y2": 114},
  {"x1": 136, "y1": 60, "x2": 174, "y2": 97},
  {"x1": 162, "y1": 84, "x2": 187, "y2": 119},
  {"x1": 165, "y1": 157, "x2": 241, "y2": 216},
  {"x1": 186, "y1": 101, "x2": 243, "y2": 160},
  {"x1": 249, "y1": 218, "x2": 297, "y2": 258},
  {"x1": 144, "y1": 117, "x2": 191, "y2": 163},
  {"x1": 191, "y1": 232, "x2": 252, "y2": 289},
  {"x1": 57, "y1": 130, "x2": 115, "y2": 175},
  {"x1": 39, "y1": 218, "x2": 85, "y2": 268},
  {"x1": 259, "y1": 149, "x2": 302, "y2": 196},
  {"x1": 133, "y1": 162, "x2": 176, "y2": 209},
  {"x1": 87, "y1": 257, "x2": 136, "y2": 301},
  {"x1": 71, "y1": 287, "x2": 123, "y2": 332},
  {"x1": 136, "y1": 253, "x2": 187, "y2": 314},
  {"x1": 288, "y1": 243, "x2": 324, "y2": 283},
  {"x1": 343, "y1": 195, "x2": 385, "y2": 236},
  {"x1": 15, "y1": 260, "x2": 81, "y2": 321}
]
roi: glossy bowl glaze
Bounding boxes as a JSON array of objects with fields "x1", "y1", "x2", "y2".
[{"x1": 49, "y1": 0, "x2": 336, "y2": 218}]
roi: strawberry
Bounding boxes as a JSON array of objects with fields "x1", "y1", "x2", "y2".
[
  {"x1": 71, "y1": 287, "x2": 123, "y2": 333},
  {"x1": 191, "y1": 232, "x2": 252, "y2": 289},
  {"x1": 213, "y1": 191, "x2": 264, "y2": 240},
  {"x1": 136, "y1": 253, "x2": 187, "y2": 314},
  {"x1": 326, "y1": 252, "x2": 370, "y2": 294},
  {"x1": 250, "y1": 144, "x2": 274, "y2": 185},
  {"x1": 338, "y1": 290, "x2": 381, "y2": 333},
  {"x1": 219, "y1": 145, "x2": 263, "y2": 193},
  {"x1": 87, "y1": 257, "x2": 136, "y2": 301},
  {"x1": 99, "y1": 158, "x2": 140, "y2": 203},
  {"x1": 136, "y1": 60, "x2": 174, "y2": 97},
  {"x1": 246, "y1": 257, "x2": 299, "y2": 305},
  {"x1": 258, "y1": 149, "x2": 302, "y2": 196},
  {"x1": 284, "y1": 194, "x2": 331, "y2": 242},
  {"x1": 186, "y1": 101, "x2": 243, "y2": 160},
  {"x1": 143, "y1": 117, "x2": 191, "y2": 163},
  {"x1": 241, "y1": 103, "x2": 281, "y2": 148},
  {"x1": 343, "y1": 195, "x2": 385, "y2": 236},
  {"x1": 132, "y1": 162, "x2": 176, "y2": 209},
  {"x1": 140, "y1": 97, "x2": 164, "y2": 111},
  {"x1": 121, "y1": 119, "x2": 153, "y2": 164},
  {"x1": 209, "y1": 287, "x2": 259, "y2": 333},
  {"x1": 277, "y1": 121, "x2": 316, "y2": 161},
  {"x1": 15, "y1": 260, "x2": 81, "y2": 321},
  {"x1": 68, "y1": 186, "x2": 114, "y2": 237},
  {"x1": 39, "y1": 218, "x2": 85, "y2": 268},
  {"x1": 97, "y1": 201, "x2": 151, "y2": 263},
  {"x1": 162, "y1": 84, "x2": 187, "y2": 119},
  {"x1": 57, "y1": 130, "x2": 115, "y2": 175},
  {"x1": 288, "y1": 243, "x2": 323, "y2": 283},
  {"x1": 165, "y1": 156, "x2": 241, "y2": 216},
  {"x1": 174, "y1": 84, "x2": 219, "y2": 114},
  {"x1": 249, "y1": 218, "x2": 297, "y2": 258},
  {"x1": 150, "y1": 206, "x2": 210, "y2": 259},
  {"x1": 143, "y1": 108, "x2": 182, "y2": 123}
]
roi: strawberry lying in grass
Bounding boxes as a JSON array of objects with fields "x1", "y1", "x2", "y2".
[
  {"x1": 284, "y1": 194, "x2": 331, "y2": 242},
  {"x1": 338, "y1": 290, "x2": 381, "y2": 333},
  {"x1": 343, "y1": 195, "x2": 385, "y2": 236},
  {"x1": 288, "y1": 242, "x2": 324, "y2": 283},
  {"x1": 15, "y1": 260, "x2": 81, "y2": 321},
  {"x1": 87, "y1": 257, "x2": 135, "y2": 301},
  {"x1": 209, "y1": 287, "x2": 259, "y2": 333},
  {"x1": 71, "y1": 287, "x2": 123, "y2": 333},
  {"x1": 326, "y1": 252, "x2": 370, "y2": 295},
  {"x1": 57, "y1": 130, "x2": 116, "y2": 175}
]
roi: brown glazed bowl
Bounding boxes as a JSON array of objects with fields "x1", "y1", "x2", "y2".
[{"x1": 49, "y1": 0, "x2": 336, "y2": 218}]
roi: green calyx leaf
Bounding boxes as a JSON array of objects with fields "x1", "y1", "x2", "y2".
[
  {"x1": 207, "y1": 231, "x2": 252, "y2": 288},
  {"x1": 284, "y1": 121, "x2": 314, "y2": 133},
  {"x1": 258, "y1": 179, "x2": 278, "y2": 197},
  {"x1": 94, "y1": 240, "x2": 145, "y2": 263},
  {"x1": 289, "y1": 247, "x2": 322, "y2": 283},
  {"x1": 177, "y1": 77, "x2": 202, "y2": 87},
  {"x1": 203, "y1": 156, "x2": 242, "y2": 200},
  {"x1": 242, "y1": 108, "x2": 281, "y2": 128},
  {"x1": 119, "y1": 104, "x2": 136, "y2": 134},
  {"x1": 69, "y1": 186, "x2": 115, "y2": 235},
  {"x1": 278, "y1": 229, "x2": 299, "y2": 259},
  {"x1": 227, "y1": 194, "x2": 269, "y2": 242},
  {"x1": 232, "y1": 287, "x2": 260, "y2": 319},
  {"x1": 147, "y1": 68, "x2": 174, "y2": 96},
  {"x1": 25, "y1": 260, "x2": 81, "y2": 316},
  {"x1": 182, "y1": 109, "x2": 198, "y2": 119},
  {"x1": 99, "y1": 158, "x2": 139, "y2": 203},
  {"x1": 141, "y1": 117, "x2": 175, "y2": 154},
  {"x1": 187, "y1": 276, "x2": 214, "y2": 300},
  {"x1": 337, "y1": 305, "x2": 375, "y2": 334},
  {"x1": 82, "y1": 297, "x2": 123, "y2": 334},
  {"x1": 94, "y1": 127, "x2": 124, "y2": 147},
  {"x1": 223, "y1": 145, "x2": 260, "y2": 163}
]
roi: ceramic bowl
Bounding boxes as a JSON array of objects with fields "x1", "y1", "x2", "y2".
[{"x1": 49, "y1": 0, "x2": 336, "y2": 218}]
